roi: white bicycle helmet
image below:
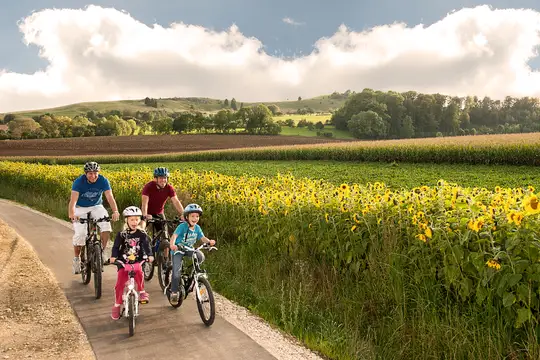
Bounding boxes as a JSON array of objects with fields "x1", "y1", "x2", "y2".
[
  {"x1": 123, "y1": 206, "x2": 143, "y2": 217},
  {"x1": 84, "y1": 161, "x2": 100, "y2": 172}
]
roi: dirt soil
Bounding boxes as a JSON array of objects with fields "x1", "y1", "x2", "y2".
[
  {"x1": 0, "y1": 220, "x2": 95, "y2": 360},
  {"x1": 0, "y1": 134, "x2": 348, "y2": 157}
]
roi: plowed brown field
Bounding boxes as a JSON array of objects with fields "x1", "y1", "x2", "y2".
[{"x1": 0, "y1": 134, "x2": 348, "y2": 157}]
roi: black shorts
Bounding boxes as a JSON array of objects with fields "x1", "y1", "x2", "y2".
[{"x1": 149, "y1": 213, "x2": 166, "y2": 233}]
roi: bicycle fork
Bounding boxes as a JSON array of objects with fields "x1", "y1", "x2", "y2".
[
  {"x1": 123, "y1": 275, "x2": 139, "y2": 317},
  {"x1": 193, "y1": 272, "x2": 208, "y2": 303}
]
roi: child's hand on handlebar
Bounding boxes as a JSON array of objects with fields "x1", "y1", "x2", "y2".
[
  {"x1": 208, "y1": 239, "x2": 216, "y2": 246},
  {"x1": 148, "y1": 256, "x2": 154, "y2": 263},
  {"x1": 170, "y1": 244, "x2": 178, "y2": 251},
  {"x1": 109, "y1": 257, "x2": 116, "y2": 263}
]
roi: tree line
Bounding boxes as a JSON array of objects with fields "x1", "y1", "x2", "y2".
[
  {"x1": 0, "y1": 104, "x2": 280, "y2": 140},
  {"x1": 331, "y1": 88, "x2": 540, "y2": 139},
  {"x1": 3, "y1": 88, "x2": 540, "y2": 140}
]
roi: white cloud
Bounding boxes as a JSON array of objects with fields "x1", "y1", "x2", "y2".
[
  {"x1": 282, "y1": 17, "x2": 304, "y2": 26},
  {"x1": 2, "y1": 5, "x2": 540, "y2": 112}
]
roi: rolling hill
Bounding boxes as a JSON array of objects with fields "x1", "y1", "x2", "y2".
[{"x1": 1, "y1": 94, "x2": 348, "y2": 119}]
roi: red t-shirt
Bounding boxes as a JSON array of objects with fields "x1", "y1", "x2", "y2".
[{"x1": 141, "y1": 181, "x2": 177, "y2": 215}]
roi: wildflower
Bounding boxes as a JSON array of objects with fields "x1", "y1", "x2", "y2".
[
  {"x1": 486, "y1": 259, "x2": 501, "y2": 270},
  {"x1": 416, "y1": 234, "x2": 427, "y2": 242}
]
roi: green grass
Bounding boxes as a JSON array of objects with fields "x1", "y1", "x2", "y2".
[
  {"x1": 3, "y1": 94, "x2": 347, "y2": 119},
  {"x1": 101, "y1": 160, "x2": 540, "y2": 190},
  {"x1": 279, "y1": 125, "x2": 354, "y2": 139},
  {"x1": 274, "y1": 114, "x2": 332, "y2": 123}
]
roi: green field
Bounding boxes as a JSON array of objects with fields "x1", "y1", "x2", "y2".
[
  {"x1": 1, "y1": 158, "x2": 540, "y2": 360},
  {"x1": 101, "y1": 160, "x2": 540, "y2": 190},
  {"x1": 279, "y1": 125, "x2": 354, "y2": 139},
  {"x1": 3, "y1": 95, "x2": 347, "y2": 119},
  {"x1": 274, "y1": 114, "x2": 332, "y2": 123}
]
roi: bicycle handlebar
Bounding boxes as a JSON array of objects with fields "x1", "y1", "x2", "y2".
[
  {"x1": 145, "y1": 216, "x2": 182, "y2": 223},
  {"x1": 105, "y1": 255, "x2": 149, "y2": 268},
  {"x1": 172, "y1": 243, "x2": 218, "y2": 255},
  {"x1": 78, "y1": 216, "x2": 111, "y2": 224}
]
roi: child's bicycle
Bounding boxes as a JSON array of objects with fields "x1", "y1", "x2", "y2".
[
  {"x1": 78, "y1": 213, "x2": 110, "y2": 299},
  {"x1": 105, "y1": 255, "x2": 148, "y2": 337},
  {"x1": 164, "y1": 243, "x2": 217, "y2": 326}
]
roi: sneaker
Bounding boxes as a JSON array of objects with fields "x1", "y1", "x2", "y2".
[
  {"x1": 139, "y1": 292, "x2": 149, "y2": 304},
  {"x1": 72, "y1": 257, "x2": 81, "y2": 274},
  {"x1": 170, "y1": 292, "x2": 179, "y2": 305},
  {"x1": 111, "y1": 305, "x2": 121, "y2": 320}
]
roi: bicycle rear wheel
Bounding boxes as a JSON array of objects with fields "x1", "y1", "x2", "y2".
[
  {"x1": 128, "y1": 293, "x2": 136, "y2": 336},
  {"x1": 196, "y1": 277, "x2": 215, "y2": 326},
  {"x1": 92, "y1": 241, "x2": 102, "y2": 299},
  {"x1": 80, "y1": 245, "x2": 91, "y2": 285}
]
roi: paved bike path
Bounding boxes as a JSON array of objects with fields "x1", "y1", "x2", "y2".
[{"x1": 0, "y1": 199, "x2": 275, "y2": 360}]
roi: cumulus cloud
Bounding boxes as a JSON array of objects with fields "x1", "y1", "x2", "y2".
[
  {"x1": 282, "y1": 17, "x2": 305, "y2": 26},
  {"x1": 1, "y1": 5, "x2": 540, "y2": 112}
]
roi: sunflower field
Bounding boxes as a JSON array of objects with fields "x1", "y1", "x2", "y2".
[{"x1": 2, "y1": 160, "x2": 540, "y2": 358}]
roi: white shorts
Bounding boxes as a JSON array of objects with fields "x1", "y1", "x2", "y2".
[{"x1": 72, "y1": 205, "x2": 112, "y2": 246}]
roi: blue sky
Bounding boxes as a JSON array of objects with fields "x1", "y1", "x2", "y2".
[
  {"x1": 2, "y1": 0, "x2": 540, "y2": 74},
  {"x1": 2, "y1": 2, "x2": 540, "y2": 111}
]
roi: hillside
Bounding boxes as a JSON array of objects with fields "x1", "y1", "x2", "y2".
[{"x1": 2, "y1": 94, "x2": 347, "y2": 119}]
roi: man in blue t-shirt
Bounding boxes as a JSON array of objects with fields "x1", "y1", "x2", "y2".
[{"x1": 68, "y1": 161, "x2": 120, "y2": 274}]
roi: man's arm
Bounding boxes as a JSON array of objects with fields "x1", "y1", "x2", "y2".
[
  {"x1": 141, "y1": 194, "x2": 150, "y2": 218},
  {"x1": 170, "y1": 196, "x2": 185, "y2": 218},
  {"x1": 104, "y1": 190, "x2": 120, "y2": 221},
  {"x1": 69, "y1": 191, "x2": 80, "y2": 220}
]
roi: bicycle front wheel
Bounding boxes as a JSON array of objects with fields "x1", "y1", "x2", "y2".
[
  {"x1": 81, "y1": 245, "x2": 91, "y2": 285},
  {"x1": 157, "y1": 251, "x2": 170, "y2": 291},
  {"x1": 92, "y1": 242, "x2": 102, "y2": 299},
  {"x1": 128, "y1": 293, "x2": 136, "y2": 336},
  {"x1": 196, "y1": 277, "x2": 215, "y2": 326}
]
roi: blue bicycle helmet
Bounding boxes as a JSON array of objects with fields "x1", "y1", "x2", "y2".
[
  {"x1": 183, "y1": 203, "x2": 203, "y2": 217},
  {"x1": 153, "y1": 167, "x2": 170, "y2": 178}
]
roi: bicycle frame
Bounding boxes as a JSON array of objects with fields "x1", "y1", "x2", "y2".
[
  {"x1": 147, "y1": 218, "x2": 181, "y2": 253},
  {"x1": 173, "y1": 243, "x2": 217, "y2": 303},
  {"x1": 79, "y1": 214, "x2": 110, "y2": 246}
]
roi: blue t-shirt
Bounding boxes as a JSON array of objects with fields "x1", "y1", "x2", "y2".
[
  {"x1": 71, "y1": 174, "x2": 111, "y2": 207},
  {"x1": 172, "y1": 222, "x2": 204, "y2": 248}
]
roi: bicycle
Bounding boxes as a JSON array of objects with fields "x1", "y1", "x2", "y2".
[
  {"x1": 145, "y1": 217, "x2": 181, "y2": 291},
  {"x1": 105, "y1": 255, "x2": 148, "y2": 337},
  {"x1": 165, "y1": 243, "x2": 218, "y2": 326},
  {"x1": 78, "y1": 213, "x2": 110, "y2": 299}
]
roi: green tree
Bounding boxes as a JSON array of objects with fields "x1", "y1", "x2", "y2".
[
  {"x1": 8, "y1": 118, "x2": 42, "y2": 139},
  {"x1": 267, "y1": 104, "x2": 281, "y2": 116},
  {"x1": 230, "y1": 98, "x2": 238, "y2": 110},
  {"x1": 172, "y1": 113, "x2": 193, "y2": 133},
  {"x1": 152, "y1": 116, "x2": 173, "y2": 134},
  {"x1": 2, "y1": 114, "x2": 16, "y2": 123},
  {"x1": 347, "y1": 110, "x2": 387, "y2": 139},
  {"x1": 72, "y1": 116, "x2": 95, "y2": 137},
  {"x1": 399, "y1": 115, "x2": 415, "y2": 138}
]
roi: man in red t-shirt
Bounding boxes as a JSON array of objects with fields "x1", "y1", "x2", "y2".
[{"x1": 141, "y1": 167, "x2": 185, "y2": 247}]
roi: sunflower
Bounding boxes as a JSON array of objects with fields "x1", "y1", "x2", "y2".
[{"x1": 523, "y1": 194, "x2": 540, "y2": 215}]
